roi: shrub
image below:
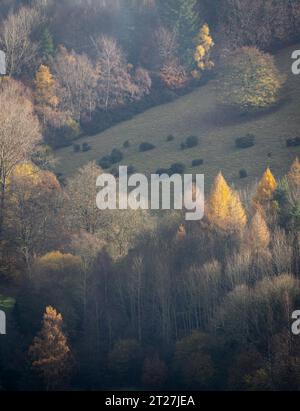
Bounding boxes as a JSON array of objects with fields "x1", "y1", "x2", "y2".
[
  {"x1": 186, "y1": 136, "x2": 199, "y2": 148},
  {"x1": 192, "y1": 159, "x2": 204, "y2": 167},
  {"x1": 235, "y1": 134, "x2": 256, "y2": 149},
  {"x1": 170, "y1": 163, "x2": 186, "y2": 175},
  {"x1": 123, "y1": 140, "x2": 131, "y2": 149},
  {"x1": 286, "y1": 137, "x2": 300, "y2": 147},
  {"x1": 98, "y1": 156, "x2": 112, "y2": 170},
  {"x1": 110, "y1": 149, "x2": 123, "y2": 164},
  {"x1": 181, "y1": 136, "x2": 199, "y2": 150},
  {"x1": 167, "y1": 134, "x2": 175, "y2": 142},
  {"x1": 73, "y1": 143, "x2": 80, "y2": 153},
  {"x1": 139, "y1": 142, "x2": 156, "y2": 152},
  {"x1": 82, "y1": 142, "x2": 91, "y2": 152},
  {"x1": 239, "y1": 169, "x2": 248, "y2": 179},
  {"x1": 216, "y1": 47, "x2": 284, "y2": 114}
]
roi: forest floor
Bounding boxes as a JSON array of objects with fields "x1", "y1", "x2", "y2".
[{"x1": 55, "y1": 44, "x2": 300, "y2": 189}]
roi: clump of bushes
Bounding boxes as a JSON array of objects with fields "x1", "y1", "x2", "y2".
[
  {"x1": 110, "y1": 149, "x2": 123, "y2": 164},
  {"x1": 235, "y1": 134, "x2": 256, "y2": 149},
  {"x1": 155, "y1": 163, "x2": 186, "y2": 176},
  {"x1": 170, "y1": 163, "x2": 186, "y2": 174},
  {"x1": 98, "y1": 148, "x2": 124, "y2": 170},
  {"x1": 181, "y1": 135, "x2": 199, "y2": 150},
  {"x1": 139, "y1": 142, "x2": 156, "y2": 152},
  {"x1": 239, "y1": 169, "x2": 248, "y2": 179},
  {"x1": 286, "y1": 137, "x2": 300, "y2": 147},
  {"x1": 167, "y1": 134, "x2": 175, "y2": 142},
  {"x1": 192, "y1": 159, "x2": 204, "y2": 167},
  {"x1": 98, "y1": 156, "x2": 112, "y2": 170}
]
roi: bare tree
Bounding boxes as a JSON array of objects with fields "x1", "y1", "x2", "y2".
[
  {"x1": 0, "y1": 79, "x2": 41, "y2": 236},
  {"x1": 0, "y1": 6, "x2": 40, "y2": 76},
  {"x1": 54, "y1": 47, "x2": 99, "y2": 121},
  {"x1": 92, "y1": 35, "x2": 138, "y2": 111}
]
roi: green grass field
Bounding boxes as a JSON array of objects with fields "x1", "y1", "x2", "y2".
[{"x1": 55, "y1": 44, "x2": 300, "y2": 188}]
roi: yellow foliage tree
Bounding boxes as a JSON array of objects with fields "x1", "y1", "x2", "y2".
[
  {"x1": 288, "y1": 157, "x2": 300, "y2": 191},
  {"x1": 193, "y1": 23, "x2": 214, "y2": 78},
  {"x1": 246, "y1": 211, "x2": 270, "y2": 252},
  {"x1": 253, "y1": 168, "x2": 277, "y2": 212},
  {"x1": 208, "y1": 172, "x2": 247, "y2": 232},
  {"x1": 10, "y1": 162, "x2": 60, "y2": 195},
  {"x1": 29, "y1": 306, "x2": 72, "y2": 390},
  {"x1": 34, "y1": 64, "x2": 59, "y2": 107}
]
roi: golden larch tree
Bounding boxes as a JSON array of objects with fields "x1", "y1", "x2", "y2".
[
  {"x1": 29, "y1": 306, "x2": 72, "y2": 390},
  {"x1": 246, "y1": 211, "x2": 270, "y2": 252},
  {"x1": 193, "y1": 23, "x2": 214, "y2": 78},
  {"x1": 34, "y1": 64, "x2": 59, "y2": 108},
  {"x1": 207, "y1": 172, "x2": 247, "y2": 232},
  {"x1": 253, "y1": 168, "x2": 277, "y2": 212}
]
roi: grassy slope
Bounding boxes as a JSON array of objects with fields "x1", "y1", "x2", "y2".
[{"x1": 55, "y1": 44, "x2": 300, "y2": 189}]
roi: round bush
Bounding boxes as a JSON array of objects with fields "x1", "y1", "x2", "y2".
[
  {"x1": 123, "y1": 140, "x2": 131, "y2": 149},
  {"x1": 185, "y1": 136, "x2": 199, "y2": 148},
  {"x1": 110, "y1": 149, "x2": 123, "y2": 164},
  {"x1": 235, "y1": 134, "x2": 256, "y2": 149},
  {"x1": 216, "y1": 47, "x2": 284, "y2": 114},
  {"x1": 170, "y1": 163, "x2": 186, "y2": 175},
  {"x1": 98, "y1": 156, "x2": 112, "y2": 170},
  {"x1": 139, "y1": 142, "x2": 156, "y2": 152},
  {"x1": 192, "y1": 159, "x2": 204, "y2": 167},
  {"x1": 239, "y1": 169, "x2": 248, "y2": 179},
  {"x1": 167, "y1": 134, "x2": 175, "y2": 142}
]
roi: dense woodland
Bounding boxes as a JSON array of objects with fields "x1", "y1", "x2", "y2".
[{"x1": 0, "y1": 0, "x2": 300, "y2": 391}]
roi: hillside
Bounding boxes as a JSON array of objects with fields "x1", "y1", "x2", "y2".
[{"x1": 55, "y1": 44, "x2": 300, "y2": 188}]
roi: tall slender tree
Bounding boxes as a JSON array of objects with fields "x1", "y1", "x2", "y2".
[{"x1": 157, "y1": 0, "x2": 200, "y2": 67}]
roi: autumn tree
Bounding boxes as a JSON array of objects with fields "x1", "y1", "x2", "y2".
[
  {"x1": 253, "y1": 168, "x2": 278, "y2": 213},
  {"x1": 193, "y1": 23, "x2": 214, "y2": 78},
  {"x1": 216, "y1": 47, "x2": 284, "y2": 114},
  {"x1": 7, "y1": 162, "x2": 63, "y2": 275},
  {"x1": 34, "y1": 65, "x2": 59, "y2": 108},
  {"x1": 29, "y1": 306, "x2": 72, "y2": 390},
  {"x1": 207, "y1": 172, "x2": 247, "y2": 232},
  {"x1": 0, "y1": 79, "x2": 40, "y2": 237},
  {"x1": 32, "y1": 252, "x2": 82, "y2": 329}
]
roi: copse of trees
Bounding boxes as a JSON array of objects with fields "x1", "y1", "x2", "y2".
[
  {"x1": 0, "y1": 156, "x2": 300, "y2": 390},
  {"x1": 216, "y1": 47, "x2": 284, "y2": 114}
]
